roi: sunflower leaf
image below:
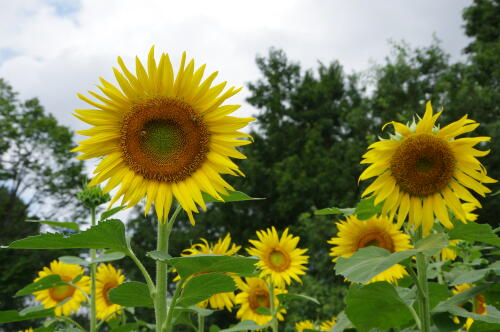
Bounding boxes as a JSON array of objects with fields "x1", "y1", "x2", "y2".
[
  {"x1": 202, "y1": 190, "x2": 264, "y2": 203},
  {"x1": 26, "y1": 219, "x2": 80, "y2": 232},
  {"x1": 6, "y1": 219, "x2": 128, "y2": 252},
  {"x1": 100, "y1": 206, "x2": 127, "y2": 221},
  {"x1": 166, "y1": 255, "x2": 259, "y2": 279},
  {"x1": 414, "y1": 233, "x2": 449, "y2": 256},
  {"x1": 0, "y1": 308, "x2": 55, "y2": 324},
  {"x1": 108, "y1": 281, "x2": 153, "y2": 307},
  {"x1": 15, "y1": 274, "x2": 68, "y2": 297},
  {"x1": 277, "y1": 293, "x2": 320, "y2": 305},
  {"x1": 219, "y1": 320, "x2": 270, "y2": 332},
  {"x1": 253, "y1": 307, "x2": 271, "y2": 315},
  {"x1": 177, "y1": 273, "x2": 236, "y2": 307},
  {"x1": 331, "y1": 311, "x2": 353, "y2": 332},
  {"x1": 345, "y1": 282, "x2": 413, "y2": 331},
  {"x1": 314, "y1": 207, "x2": 355, "y2": 216},
  {"x1": 355, "y1": 197, "x2": 383, "y2": 220},
  {"x1": 434, "y1": 304, "x2": 500, "y2": 324},
  {"x1": 59, "y1": 255, "x2": 88, "y2": 265},
  {"x1": 469, "y1": 321, "x2": 500, "y2": 332},
  {"x1": 448, "y1": 222, "x2": 500, "y2": 247}
]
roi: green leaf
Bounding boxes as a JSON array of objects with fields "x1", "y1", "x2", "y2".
[
  {"x1": 108, "y1": 281, "x2": 153, "y2": 307},
  {"x1": 101, "y1": 206, "x2": 126, "y2": 221},
  {"x1": 109, "y1": 323, "x2": 142, "y2": 332},
  {"x1": 177, "y1": 273, "x2": 236, "y2": 307},
  {"x1": 7, "y1": 219, "x2": 128, "y2": 251},
  {"x1": 219, "y1": 320, "x2": 269, "y2": 332},
  {"x1": 91, "y1": 251, "x2": 126, "y2": 264},
  {"x1": 0, "y1": 308, "x2": 55, "y2": 323},
  {"x1": 432, "y1": 312, "x2": 462, "y2": 332},
  {"x1": 15, "y1": 275, "x2": 67, "y2": 297},
  {"x1": 331, "y1": 311, "x2": 352, "y2": 332},
  {"x1": 254, "y1": 307, "x2": 271, "y2": 315},
  {"x1": 146, "y1": 250, "x2": 171, "y2": 261},
  {"x1": 437, "y1": 304, "x2": 500, "y2": 324},
  {"x1": 277, "y1": 293, "x2": 320, "y2": 305},
  {"x1": 166, "y1": 255, "x2": 259, "y2": 279},
  {"x1": 314, "y1": 207, "x2": 355, "y2": 216},
  {"x1": 345, "y1": 282, "x2": 413, "y2": 331},
  {"x1": 414, "y1": 233, "x2": 449, "y2": 256},
  {"x1": 428, "y1": 283, "x2": 452, "y2": 310},
  {"x1": 27, "y1": 219, "x2": 79, "y2": 231},
  {"x1": 202, "y1": 190, "x2": 264, "y2": 203},
  {"x1": 355, "y1": 197, "x2": 383, "y2": 220},
  {"x1": 174, "y1": 305, "x2": 215, "y2": 317},
  {"x1": 59, "y1": 255, "x2": 87, "y2": 265},
  {"x1": 433, "y1": 283, "x2": 492, "y2": 313},
  {"x1": 451, "y1": 268, "x2": 491, "y2": 286},
  {"x1": 470, "y1": 321, "x2": 500, "y2": 332},
  {"x1": 449, "y1": 223, "x2": 500, "y2": 247}
]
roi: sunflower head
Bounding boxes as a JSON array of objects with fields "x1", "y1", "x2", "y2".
[
  {"x1": 177, "y1": 234, "x2": 241, "y2": 311},
  {"x1": 359, "y1": 101, "x2": 496, "y2": 235},
  {"x1": 96, "y1": 264, "x2": 125, "y2": 321},
  {"x1": 295, "y1": 320, "x2": 316, "y2": 332},
  {"x1": 234, "y1": 277, "x2": 286, "y2": 326},
  {"x1": 319, "y1": 317, "x2": 337, "y2": 331},
  {"x1": 328, "y1": 214, "x2": 412, "y2": 284},
  {"x1": 33, "y1": 260, "x2": 89, "y2": 316},
  {"x1": 247, "y1": 227, "x2": 309, "y2": 288},
  {"x1": 452, "y1": 284, "x2": 487, "y2": 329},
  {"x1": 18, "y1": 329, "x2": 34, "y2": 332},
  {"x1": 74, "y1": 46, "x2": 254, "y2": 224}
]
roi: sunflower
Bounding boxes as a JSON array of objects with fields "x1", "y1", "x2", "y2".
[
  {"x1": 440, "y1": 204, "x2": 478, "y2": 261},
  {"x1": 235, "y1": 277, "x2": 286, "y2": 326},
  {"x1": 73, "y1": 47, "x2": 254, "y2": 224},
  {"x1": 319, "y1": 317, "x2": 337, "y2": 331},
  {"x1": 247, "y1": 227, "x2": 308, "y2": 288},
  {"x1": 328, "y1": 215, "x2": 412, "y2": 284},
  {"x1": 33, "y1": 260, "x2": 89, "y2": 316},
  {"x1": 18, "y1": 329, "x2": 34, "y2": 332},
  {"x1": 359, "y1": 101, "x2": 496, "y2": 235},
  {"x1": 453, "y1": 283, "x2": 487, "y2": 330},
  {"x1": 295, "y1": 320, "x2": 316, "y2": 332},
  {"x1": 178, "y1": 233, "x2": 241, "y2": 311},
  {"x1": 96, "y1": 264, "x2": 125, "y2": 320}
]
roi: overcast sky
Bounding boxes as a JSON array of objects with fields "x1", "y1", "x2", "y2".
[{"x1": 0, "y1": 0, "x2": 473, "y2": 131}]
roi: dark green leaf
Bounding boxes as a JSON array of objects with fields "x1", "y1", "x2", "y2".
[
  {"x1": 277, "y1": 293, "x2": 320, "y2": 305},
  {"x1": 437, "y1": 304, "x2": 500, "y2": 324},
  {"x1": 254, "y1": 307, "x2": 271, "y2": 315},
  {"x1": 432, "y1": 312, "x2": 463, "y2": 332},
  {"x1": 470, "y1": 321, "x2": 500, "y2": 332},
  {"x1": 202, "y1": 190, "x2": 264, "y2": 203},
  {"x1": 0, "y1": 308, "x2": 55, "y2": 323},
  {"x1": 433, "y1": 283, "x2": 492, "y2": 312},
  {"x1": 428, "y1": 283, "x2": 451, "y2": 310},
  {"x1": 15, "y1": 275, "x2": 67, "y2": 297},
  {"x1": 354, "y1": 197, "x2": 383, "y2": 220},
  {"x1": 167, "y1": 255, "x2": 259, "y2": 279},
  {"x1": 100, "y1": 206, "x2": 126, "y2": 221},
  {"x1": 314, "y1": 207, "x2": 355, "y2": 216},
  {"x1": 108, "y1": 281, "x2": 153, "y2": 307},
  {"x1": 7, "y1": 219, "x2": 128, "y2": 251},
  {"x1": 449, "y1": 223, "x2": 500, "y2": 247},
  {"x1": 219, "y1": 320, "x2": 269, "y2": 332},
  {"x1": 27, "y1": 219, "x2": 79, "y2": 231},
  {"x1": 345, "y1": 283, "x2": 413, "y2": 331},
  {"x1": 177, "y1": 273, "x2": 236, "y2": 307},
  {"x1": 451, "y1": 268, "x2": 491, "y2": 285}
]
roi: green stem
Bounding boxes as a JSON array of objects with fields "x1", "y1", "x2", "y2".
[
  {"x1": 415, "y1": 229, "x2": 431, "y2": 332},
  {"x1": 268, "y1": 280, "x2": 278, "y2": 332},
  {"x1": 155, "y1": 204, "x2": 182, "y2": 332},
  {"x1": 57, "y1": 316, "x2": 86, "y2": 331},
  {"x1": 164, "y1": 279, "x2": 184, "y2": 332},
  {"x1": 198, "y1": 313, "x2": 205, "y2": 332},
  {"x1": 127, "y1": 247, "x2": 155, "y2": 296},
  {"x1": 405, "y1": 300, "x2": 422, "y2": 331},
  {"x1": 90, "y1": 207, "x2": 97, "y2": 332}
]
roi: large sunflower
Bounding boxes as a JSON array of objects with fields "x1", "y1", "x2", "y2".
[
  {"x1": 359, "y1": 102, "x2": 496, "y2": 234},
  {"x1": 453, "y1": 284, "x2": 487, "y2": 330},
  {"x1": 234, "y1": 277, "x2": 286, "y2": 326},
  {"x1": 328, "y1": 215, "x2": 413, "y2": 284},
  {"x1": 178, "y1": 234, "x2": 241, "y2": 311},
  {"x1": 247, "y1": 227, "x2": 309, "y2": 288},
  {"x1": 33, "y1": 260, "x2": 89, "y2": 316},
  {"x1": 96, "y1": 264, "x2": 125, "y2": 320},
  {"x1": 73, "y1": 47, "x2": 254, "y2": 224}
]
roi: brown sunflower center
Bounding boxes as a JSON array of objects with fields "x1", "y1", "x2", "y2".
[
  {"x1": 268, "y1": 249, "x2": 291, "y2": 272},
  {"x1": 102, "y1": 281, "x2": 119, "y2": 306},
  {"x1": 249, "y1": 289, "x2": 270, "y2": 311},
  {"x1": 390, "y1": 134, "x2": 455, "y2": 197},
  {"x1": 121, "y1": 97, "x2": 209, "y2": 183},
  {"x1": 49, "y1": 276, "x2": 75, "y2": 302},
  {"x1": 358, "y1": 231, "x2": 395, "y2": 252}
]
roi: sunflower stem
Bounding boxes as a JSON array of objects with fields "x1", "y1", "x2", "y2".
[
  {"x1": 268, "y1": 280, "x2": 278, "y2": 332},
  {"x1": 155, "y1": 204, "x2": 182, "y2": 332},
  {"x1": 415, "y1": 229, "x2": 431, "y2": 332},
  {"x1": 90, "y1": 206, "x2": 97, "y2": 332},
  {"x1": 198, "y1": 313, "x2": 205, "y2": 332},
  {"x1": 164, "y1": 279, "x2": 184, "y2": 332}
]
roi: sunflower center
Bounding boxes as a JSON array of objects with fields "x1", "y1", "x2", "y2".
[
  {"x1": 249, "y1": 289, "x2": 270, "y2": 311},
  {"x1": 49, "y1": 276, "x2": 76, "y2": 302},
  {"x1": 121, "y1": 97, "x2": 209, "y2": 183},
  {"x1": 268, "y1": 249, "x2": 291, "y2": 272},
  {"x1": 358, "y1": 231, "x2": 395, "y2": 252},
  {"x1": 390, "y1": 134, "x2": 455, "y2": 197},
  {"x1": 102, "y1": 281, "x2": 119, "y2": 306}
]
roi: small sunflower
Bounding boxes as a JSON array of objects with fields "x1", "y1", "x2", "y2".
[
  {"x1": 18, "y1": 329, "x2": 34, "y2": 332},
  {"x1": 178, "y1": 234, "x2": 241, "y2": 311},
  {"x1": 440, "y1": 204, "x2": 478, "y2": 261},
  {"x1": 359, "y1": 101, "x2": 496, "y2": 235},
  {"x1": 328, "y1": 215, "x2": 412, "y2": 284},
  {"x1": 247, "y1": 227, "x2": 308, "y2": 288},
  {"x1": 319, "y1": 317, "x2": 337, "y2": 331},
  {"x1": 33, "y1": 260, "x2": 89, "y2": 316},
  {"x1": 235, "y1": 277, "x2": 286, "y2": 326},
  {"x1": 453, "y1": 284, "x2": 487, "y2": 330},
  {"x1": 295, "y1": 320, "x2": 316, "y2": 332},
  {"x1": 96, "y1": 264, "x2": 125, "y2": 320},
  {"x1": 74, "y1": 47, "x2": 254, "y2": 224}
]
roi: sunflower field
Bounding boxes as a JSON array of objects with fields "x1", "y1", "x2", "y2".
[{"x1": 1, "y1": 1, "x2": 499, "y2": 332}]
